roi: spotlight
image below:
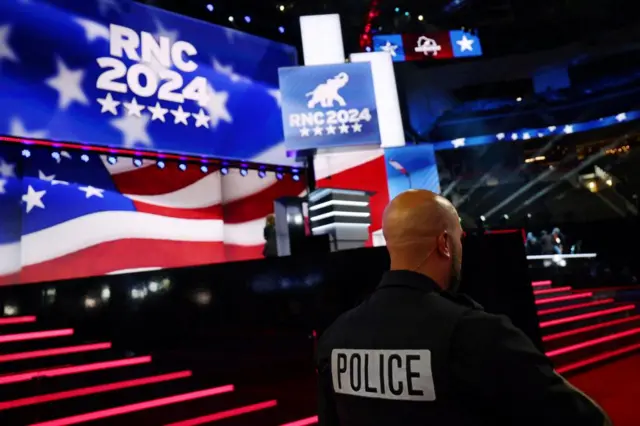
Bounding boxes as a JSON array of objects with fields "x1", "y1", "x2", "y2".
[
  {"x1": 157, "y1": 160, "x2": 165, "y2": 169},
  {"x1": 395, "y1": 7, "x2": 400, "y2": 12},
  {"x1": 51, "y1": 152, "x2": 61, "y2": 161},
  {"x1": 258, "y1": 170, "x2": 266, "y2": 179},
  {"x1": 292, "y1": 174, "x2": 300, "y2": 182},
  {"x1": 480, "y1": 215, "x2": 486, "y2": 222},
  {"x1": 404, "y1": 11, "x2": 409, "y2": 16},
  {"x1": 279, "y1": 5, "x2": 285, "y2": 11},
  {"x1": 278, "y1": 26, "x2": 285, "y2": 34},
  {"x1": 239, "y1": 168, "x2": 248, "y2": 177},
  {"x1": 21, "y1": 149, "x2": 31, "y2": 158},
  {"x1": 276, "y1": 172, "x2": 283, "y2": 180},
  {"x1": 418, "y1": 15, "x2": 424, "y2": 21},
  {"x1": 503, "y1": 214, "x2": 509, "y2": 220},
  {"x1": 107, "y1": 156, "x2": 117, "y2": 165},
  {"x1": 220, "y1": 167, "x2": 229, "y2": 175},
  {"x1": 228, "y1": 16, "x2": 234, "y2": 22},
  {"x1": 81, "y1": 154, "x2": 89, "y2": 162},
  {"x1": 200, "y1": 165, "x2": 208, "y2": 173},
  {"x1": 178, "y1": 163, "x2": 187, "y2": 171},
  {"x1": 133, "y1": 158, "x2": 142, "y2": 167},
  {"x1": 206, "y1": 4, "x2": 214, "y2": 12},
  {"x1": 244, "y1": 16, "x2": 251, "y2": 23},
  {"x1": 516, "y1": 97, "x2": 522, "y2": 102},
  {"x1": 365, "y1": 46, "x2": 371, "y2": 52}
]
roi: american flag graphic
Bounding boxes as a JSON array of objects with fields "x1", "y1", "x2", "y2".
[{"x1": 0, "y1": 144, "x2": 306, "y2": 285}]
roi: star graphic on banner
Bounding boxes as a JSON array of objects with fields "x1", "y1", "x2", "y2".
[
  {"x1": 111, "y1": 113, "x2": 152, "y2": 148},
  {"x1": 193, "y1": 109, "x2": 211, "y2": 128},
  {"x1": 79, "y1": 185, "x2": 105, "y2": 199},
  {"x1": 452, "y1": 138, "x2": 466, "y2": 148},
  {"x1": 51, "y1": 151, "x2": 72, "y2": 164},
  {"x1": 97, "y1": 93, "x2": 120, "y2": 115},
  {"x1": 46, "y1": 57, "x2": 89, "y2": 110},
  {"x1": 9, "y1": 117, "x2": 47, "y2": 139},
  {"x1": 204, "y1": 84, "x2": 232, "y2": 128},
  {"x1": 0, "y1": 179, "x2": 6, "y2": 195},
  {"x1": 0, "y1": 25, "x2": 18, "y2": 64},
  {"x1": 380, "y1": 41, "x2": 398, "y2": 57},
  {"x1": 456, "y1": 35, "x2": 474, "y2": 52},
  {"x1": 98, "y1": 0, "x2": 122, "y2": 16},
  {"x1": 38, "y1": 170, "x2": 68, "y2": 185},
  {"x1": 154, "y1": 19, "x2": 179, "y2": 46},
  {"x1": 313, "y1": 126, "x2": 323, "y2": 136},
  {"x1": 0, "y1": 159, "x2": 15, "y2": 178},
  {"x1": 212, "y1": 59, "x2": 251, "y2": 83},
  {"x1": 123, "y1": 97, "x2": 145, "y2": 117},
  {"x1": 268, "y1": 89, "x2": 281, "y2": 107},
  {"x1": 351, "y1": 123, "x2": 362, "y2": 133},
  {"x1": 147, "y1": 102, "x2": 169, "y2": 122},
  {"x1": 74, "y1": 17, "x2": 110, "y2": 42},
  {"x1": 22, "y1": 185, "x2": 46, "y2": 213},
  {"x1": 170, "y1": 105, "x2": 190, "y2": 125},
  {"x1": 339, "y1": 124, "x2": 350, "y2": 134},
  {"x1": 325, "y1": 125, "x2": 337, "y2": 135},
  {"x1": 300, "y1": 127, "x2": 310, "y2": 137}
]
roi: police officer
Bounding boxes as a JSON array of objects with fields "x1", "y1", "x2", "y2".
[{"x1": 317, "y1": 190, "x2": 610, "y2": 426}]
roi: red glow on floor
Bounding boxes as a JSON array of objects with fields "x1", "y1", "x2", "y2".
[
  {"x1": 0, "y1": 355, "x2": 152, "y2": 385},
  {"x1": 0, "y1": 370, "x2": 191, "y2": 411},
  {"x1": 166, "y1": 400, "x2": 278, "y2": 425},
  {"x1": 547, "y1": 328, "x2": 640, "y2": 357},
  {"x1": 557, "y1": 343, "x2": 640, "y2": 374},
  {"x1": 532, "y1": 280, "x2": 552, "y2": 287},
  {"x1": 540, "y1": 305, "x2": 636, "y2": 328},
  {"x1": 29, "y1": 384, "x2": 235, "y2": 426},
  {"x1": 0, "y1": 316, "x2": 36, "y2": 325},
  {"x1": 280, "y1": 416, "x2": 319, "y2": 426},
  {"x1": 535, "y1": 292, "x2": 593, "y2": 305},
  {"x1": 0, "y1": 328, "x2": 73, "y2": 343},
  {"x1": 538, "y1": 298, "x2": 614, "y2": 316},
  {"x1": 543, "y1": 315, "x2": 640, "y2": 342},
  {"x1": 534, "y1": 286, "x2": 572, "y2": 296},
  {"x1": 0, "y1": 342, "x2": 111, "y2": 363}
]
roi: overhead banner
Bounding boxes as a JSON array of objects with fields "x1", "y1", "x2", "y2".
[
  {"x1": 0, "y1": 0, "x2": 297, "y2": 164},
  {"x1": 372, "y1": 31, "x2": 483, "y2": 62},
  {"x1": 278, "y1": 62, "x2": 381, "y2": 151}
]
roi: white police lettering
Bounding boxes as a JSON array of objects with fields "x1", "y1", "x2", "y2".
[
  {"x1": 96, "y1": 24, "x2": 210, "y2": 114},
  {"x1": 288, "y1": 72, "x2": 372, "y2": 138},
  {"x1": 331, "y1": 349, "x2": 435, "y2": 401}
]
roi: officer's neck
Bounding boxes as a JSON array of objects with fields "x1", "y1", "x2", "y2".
[{"x1": 389, "y1": 264, "x2": 449, "y2": 291}]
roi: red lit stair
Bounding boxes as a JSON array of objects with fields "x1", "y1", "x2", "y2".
[
  {"x1": 0, "y1": 318, "x2": 316, "y2": 425},
  {"x1": 531, "y1": 280, "x2": 640, "y2": 374}
]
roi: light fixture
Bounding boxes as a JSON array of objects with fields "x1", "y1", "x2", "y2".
[
  {"x1": 51, "y1": 152, "x2": 61, "y2": 161},
  {"x1": 279, "y1": 5, "x2": 285, "y2": 11},
  {"x1": 220, "y1": 167, "x2": 229, "y2": 175},
  {"x1": 239, "y1": 168, "x2": 248, "y2": 176},
  {"x1": 133, "y1": 158, "x2": 142, "y2": 167},
  {"x1": 606, "y1": 179, "x2": 613, "y2": 186},
  {"x1": 258, "y1": 170, "x2": 266, "y2": 178},
  {"x1": 293, "y1": 174, "x2": 300, "y2": 182},
  {"x1": 21, "y1": 149, "x2": 30, "y2": 158},
  {"x1": 278, "y1": 26, "x2": 285, "y2": 34},
  {"x1": 200, "y1": 165, "x2": 208, "y2": 173},
  {"x1": 395, "y1": 7, "x2": 400, "y2": 12},
  {"x1": 244, "y1": 16, "x2": 251, "y2": 23},
  {"x1": 418, "y1": 15, "x2": 424, "y2": 21},
  {"x1": 178, "y1": 163, "x2": 187, "y2": 171},
  {"x1": 107, "y1": 156, "x2": 117, "y2": 165},
  {"x1": 228, "y1": 16, "x2": 234, "y2": 22},
  {"x1": 516, "y1": 97, "x2": 522, "y2": 102},
  {"x1": 81, "y1": 154, "x2": 89, "y2": 162},
  {"x1": 276, "y1": 172, "x2": 283, "y2": 180},
  {"x1": 157, "y1": 160, "x2": 165, "y2": 169},
  {"x1": 206, "y1": 4, "x2": 213, "y2": 12},
  {"x1": 404, "y1": 11, "x2": 409, "y2": 16}
]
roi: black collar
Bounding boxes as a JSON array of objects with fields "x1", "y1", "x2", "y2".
[{"x1": 377, "y1": 270, "x2": 442, "y2": 293}]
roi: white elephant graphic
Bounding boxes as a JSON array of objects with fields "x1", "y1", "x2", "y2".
[{"x1": 305, "y1": 72, "x2": 350, "y2": 108}]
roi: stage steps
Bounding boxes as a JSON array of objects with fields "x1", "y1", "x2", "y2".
[
  {"x1": 0, "y1": 318, "x2": 318, "y2": 425},
  {"x1": 531, "y1": 280, "x2": 640, "y2": 374}
]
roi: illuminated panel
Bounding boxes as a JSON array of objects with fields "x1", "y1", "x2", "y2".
[
  {"x1": 280, "y1": 416, "x2": 319, "y2": 426},
  {"x1": 402, "y1": 33, "x2": 453, "y2": 61},
  {"x1": 299, "y1": 14, "x2": 345, "y2": 66},
  {"x1": 349, "y1": 52, "x2": 405, "y2": 148}
]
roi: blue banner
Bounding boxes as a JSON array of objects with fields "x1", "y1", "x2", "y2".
[
  {"x1": 278, "y1": 62, "x2": 381, "y2": 151},
  {"x1": 384, "y1": 144, "x2": 440, "y2": 199},
  {"x1": 0, "y1": 0, "x2": 297, "y2": 164}
]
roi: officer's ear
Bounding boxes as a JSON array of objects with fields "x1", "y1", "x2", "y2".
[{"x1": 437, "y1": 231, "x2": 452, "y2": 259}]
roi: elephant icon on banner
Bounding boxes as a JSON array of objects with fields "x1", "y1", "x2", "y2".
[{"x1": 305, "y1": 72, "x2": 350, "y2": 108}]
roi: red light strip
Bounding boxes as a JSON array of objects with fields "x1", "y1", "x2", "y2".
[
  {"x1": 29, "y1": 384, "x2": 235, "y2": 426},
  {"x1": 280, "y1": 416, "x2": 319, "y2": 426},
  {"x1": 534, "y1": 286, "x2": 572, "y2": 296},
  {"x1": 547, "y1": 327, "x2": 640, "y2": 357},
  {"x1": 556, "y1": 342, "x2": 640, "y2": 374},
  {"x1": 0, "y1": 316, "x2": 36, "y2": 325},
  {"x1": 538, "y1": 299, "x2": 614, "y2": 316},
  {"x1": 543, "y1": 315, "x2": 640, "y2": 342},
  {"x1": 532, "y1": 280, "x2": 552, "y2": 287},
  {"x1": 535, "y1": 292, "x2": 592, "y2": 305},
  {"x1": 0, "y1": 342, "x2": 111, "y2": 363},
  {"x1": 0, "y1": 370, "x2": 191, "y2": 411},
  {"x1": 0, "y1": 355, "x2": 152, "y2": 385},
  {"x1": 166, "y1": 400, "x2": 278, "y2": 426},
  {"x1": 0, "y1": 328, "x2": 73, "y2": 343},
  {"x1": 540, "y1": 304, "x2": 635, "y2": 328}
]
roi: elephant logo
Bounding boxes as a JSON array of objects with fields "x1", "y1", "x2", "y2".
[{"x1": 305, "y1": 72, "x2": 350, "y2": 108}]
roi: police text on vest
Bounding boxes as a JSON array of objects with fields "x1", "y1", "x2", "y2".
[{"x1": 331, "y1": 349, "x2": 436, "y2": 401}]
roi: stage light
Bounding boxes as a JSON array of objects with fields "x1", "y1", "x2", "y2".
[
  {"x1": 133, "y1": 158, "x2": 142, "y2": 167},
  {"x1": 178, "y1": 163, "x2": 187, "y2": 171},
  {"x1": 616, "y1": 112, "x2": 626, "y2": 122},
  {"x1": 81, "y1": 154, "x2": 89, "y2": 162},
  {"x1": 200, "y1": 165, "x2": 208, "y2": 173},
  {"x1": 365, "y1": 46, "x2": 371, "y2": 52},
  {"x1": 395, "y1": 7, "x2": 400, "y2": 12},
  {"x1": 206, "y1": 4, "x2": 214, "y2": 12},
  {"x1": 21, "y1": 149, "x2": 30, "y2": 158},
  {"x1": 148, "y1": 281, "x2": 159, "y2": 292},
  {"x1": 258, "y1": 170, "x2": 266, "y2": 178},
  {"x1": 496, "y1": 133, "x2": 505, "y2": 140},
  {"x1": 220, "y1": 167, "x2": 229, "y2": 175},
  {"x1": 51, "y1": 152, "x2": 61, "y2": 161},
  {"x1": 278, "y1": 26, "x2": 285, "y2": 34},
  {"x1": 157, "y1": 161, "x2": 165, "y2": 169},
  {"x1": 293, "y1": 174, "x2": 300, "y2": 181},
  {"x1": 244, "y1": 16, "x2": 251, "y2": 23},
  {"x1": 522, "y1": 132, "x2": 530, "y2": 140},
  {"x1": 239, "y1": 168, "x2": 248, "y2": 176},
  {"x1": 606, "y1": 179, "x2": 613, "y2": 186},
  {"x1": 480, "y1": 215, "x2": 486, "y2": 222},
  {"x1": 276, "y1": 172, "x2": 284, "y2": 180},
  {"x1": 516, "y1": 97, "x2": 522, "y2": 102},
  {"x1": 564, "y1": 125, "x2": 573, "y2": 134},
  {"x1": 279, "y1": 5, "x2": 285, "y2": 11},
  {"x1": 418, "y1": 15, "x2": 424, "y2": 21},
  {"x1": 548, "y1": 125, "x2": 556, "y2": 131},
  {"x1": 503, "y1": 214, "x2": 509, "y2": 220},
  {"x1": 107, "y1": 156, "x2": 117, "y2": 165},
  {"x1": 228, "y1": 16, "x2": 234, "y2": 22},
  {"x1": 404, "y1": 11, "x2": 409, "y2": 16},
  {"x1": 511, "y1": 133, "x2": 518, "y2": 141}
]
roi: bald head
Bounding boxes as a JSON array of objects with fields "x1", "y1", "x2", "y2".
[{"x1": 383, "y1": 190, "x2": 463, "y2": 291}]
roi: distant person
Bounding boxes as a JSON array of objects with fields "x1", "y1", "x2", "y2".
[
  {"x1": 317, "y1": 189, "x2": 610, "y2": 426},
  {"x1": 262, "y1": 214, "x2": 278, "y2": 258},
  {"x1": 539, "y1": 230, "x2": 555, "y2": 254},
  {"x1": 525, "y1": 232, "x2": 540, "y2": 255},
  {"x1": 552, "y1": 227, "x2": 565, "y2": 254}
]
